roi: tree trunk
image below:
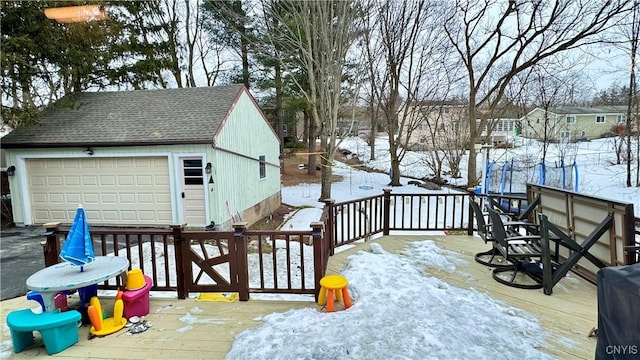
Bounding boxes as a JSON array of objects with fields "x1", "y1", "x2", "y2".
[
  {"x1": 275, "y1": 58, "x2": 285, "y2": 173},
  {"x1": 302, "y1": 109, "x2": 309, "y2": 147},
  {"x1": 626, "y1": 2, "x2": 638, "y2": 187},
  {"x1": 388, "y1": 136, "x2": 401, "y2": 186},
  {"x1": 467, "y1": 98, "x2": 478, "y2": 187},
  {"x1": 234, "y1": 0, "x2": 249, "y2": 89},
  {"x1": 369, "y1": 103, "x2": 376, "y2": 160},
  {"x1": 307, "y1": 111, "x2": 317, "y2": 176},
  {"x1": 369, "y1": 126, "x2": 376, "y2": 161},
  {"x1": 319, "y1": 137, "x2": 333, "y2": 201}
]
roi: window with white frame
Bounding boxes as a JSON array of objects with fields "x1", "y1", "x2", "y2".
[
  {"x1": 617, "y1": 115, "x2": 627, "y2": 123},
  {"x1": 595, "y1": 115, "x2": 605, "y2": 123},
  {"x1": 282, "y1": 123, "x2": 289, "y2": 133},
  {"x1": 560, "y1": 131, "x2": 570, "y2": 139},
  {"x1": 495, "y1": 120, "x2": 514, "y2": 132},
  {"x1": 566, "y1": 115, "x2": 576, "y2": 124},
  {"x1": 475, "y1": 120, "x2": 487, "y2": 132},
  {"x1": 259, "y1": 155, "x2": 266, "y2": 179}
]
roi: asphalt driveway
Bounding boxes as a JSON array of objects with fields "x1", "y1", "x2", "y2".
[{"x1": 1, "y1": 226, "x2": 47, "y2": 300}]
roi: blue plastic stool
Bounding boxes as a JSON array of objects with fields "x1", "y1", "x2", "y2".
[{"x1": 6, "y1": 309, "x2": 81, "y2": 355}]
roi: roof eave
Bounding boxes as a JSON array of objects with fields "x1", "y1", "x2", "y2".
[{"x1": 1, "y1": 139, "x2": 211, "y2": 149}]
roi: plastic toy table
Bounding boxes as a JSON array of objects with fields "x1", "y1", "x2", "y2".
[{"x1": 26, "y1": 256, "x2": 129, "y2": 312}]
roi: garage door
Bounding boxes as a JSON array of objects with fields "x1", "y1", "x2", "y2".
[{"x1": 27, "y1": 157, "x2": 172, "y2": 225}]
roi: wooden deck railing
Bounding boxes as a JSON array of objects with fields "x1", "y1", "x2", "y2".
[
  {"x1": 327, "y1": 189, "x2": 471, "y2": 250},
  {"x1": 40, "y1": 186, "x2": 637, "y2": 300},
  {"x1": 385, "y1": 190, "x2": 469, "y2": 233}
]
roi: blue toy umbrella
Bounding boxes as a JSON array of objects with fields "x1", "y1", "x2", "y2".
[{"x1": 60, "y1": 204, "x2": 95, "y2": 271}]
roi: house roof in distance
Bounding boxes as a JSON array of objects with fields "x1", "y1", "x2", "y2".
[
  {"x1": 1, "y1": 84, "x2": 247, "y2": 148},
  {"x1": 547, "y1": 105, "x2": 627, "y2": 115}
]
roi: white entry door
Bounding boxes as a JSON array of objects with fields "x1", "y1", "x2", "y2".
[{"x1": 180, "y1": 158, "x2": 206, "y2": 226}]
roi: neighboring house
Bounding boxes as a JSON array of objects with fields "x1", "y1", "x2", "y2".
[
  {"x1": 261, "y1": 106, "x2": 302, "y2": 143},
  {"x1": 477, "y1": 117, "x2": 519, "y2": 146},
  {"x1": 402, "y1": 101, "x2": 523, "y2": 150},
  {"x1": 1, "y1": 85, "x2": 281, "y2": 228},
  {"x1": 337, "y1": 106, "x2": 372, "y2": 137},
  {"x1": 520, "y1": 105, "x2": 630, "y2": 141},
  {"x1": 1, "y1": 125, "x2": 12, "y2": 168},
  {"x1": 401, "y1": 100, "x2": 469, "y2": 151},
  {"x1": 476, "y1": 107, "x2": 521, "y2": 147}
]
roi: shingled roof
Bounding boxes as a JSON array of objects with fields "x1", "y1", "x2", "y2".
[
  {"x1": 1, "y1": 84, "x2": 246, "y2": 148},
  {"x1": 548, "y1": 105, "x2": 627, "y2": 114}
]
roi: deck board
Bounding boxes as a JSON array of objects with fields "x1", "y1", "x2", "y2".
[
  {"x1": 0, "y1": 297, "x2": 312, "y2": 359},
  {"x1": 1, "y1": 234, "x2": 598, "y2": 359}
]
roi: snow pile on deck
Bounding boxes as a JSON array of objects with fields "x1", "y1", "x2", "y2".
[{"x1": 226, "y1": 241, "x2": 551, "y2": 359}]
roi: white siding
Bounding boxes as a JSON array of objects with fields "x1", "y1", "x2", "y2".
[{"x1": 211, "y1": 91, "x2": 280, "y2": 226}]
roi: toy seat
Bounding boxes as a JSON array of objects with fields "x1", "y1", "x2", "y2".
[
  {"x1": 6, "y1": 309, "x2": 81, "y2": 355},
  {"x1": 122, "y1": 275, "x2": 153, "y2": 319},
  {"x1": 317, "y1": 275, "x2": 352, "y2": 312},
  {"x1": 87, "y1": 296, "x2": 127, "y2": 336}
]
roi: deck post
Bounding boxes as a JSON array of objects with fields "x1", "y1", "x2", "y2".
[
  {"x1": 467, "y1": 190, "x2": 476, "y2": 236},
  {"x1": 322, "y1": 199, "x2": 335, "y2": 255},
  {"x1": 171, "y1": 224, "x2": 187, "y2": 299},
  {"x1": 383, "y1": 188, "x2": 392, "y2": 235},
  {"x1": 233, "y1": 222, "x2": 250, "y2": 301},
  {"x1": 41, "y1": 222, "x2": 61, "y2": 267},
  {"x1": 311, "y1": 222, "x2": 324, "y2": 302}
]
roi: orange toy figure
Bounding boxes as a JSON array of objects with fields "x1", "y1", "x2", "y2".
[{"x1": 87, "y1": 296, "x2": 126, "y2": 336}]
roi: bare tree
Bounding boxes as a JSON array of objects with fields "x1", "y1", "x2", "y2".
[
  {"x1": 364, "y1": 0, "x2": 450, "y2": 186},
  {"x1": 624, "y1": 1, "x2": 640, "y2": 186},
  {"x1": 265, "y1": 1, "x2": 363, "y2": 200},
  {"x1": 444, "y1": 0, "x2": 631, "y2": 187},
  {"x1": 410, "y1": 100, "x2": 469, "y2": 183},
  {"x1": 519, "y1": 66, "x2": 587, "y2": 162}
]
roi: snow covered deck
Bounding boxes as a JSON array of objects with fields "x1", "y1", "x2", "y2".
[
  {"x1": 328, "y1": 234, "x2": 598, "y2": 359},
  {"x1": 0, "y1": 234, "x2": 597, "y2": 359}
]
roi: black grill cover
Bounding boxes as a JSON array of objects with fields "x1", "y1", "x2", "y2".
[{"x1": 595, "y1": 263, "x2": 640, "y2": 360}]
